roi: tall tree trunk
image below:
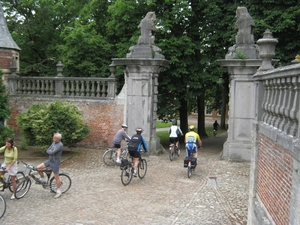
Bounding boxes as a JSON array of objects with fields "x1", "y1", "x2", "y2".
[
  {"x1": 179, "y1": 98, "x2": 188, "y2": 143},
  {"x1": 197, "y1": 89, "x2": 208, "y2": 138}
]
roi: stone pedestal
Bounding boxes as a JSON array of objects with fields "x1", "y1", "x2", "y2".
[
  {"x1": 218, "y1": 59, "x2": 261, "y2": 161},
  {"x1": 112, "y1": 58, "x2": 169, "y2": 154}
]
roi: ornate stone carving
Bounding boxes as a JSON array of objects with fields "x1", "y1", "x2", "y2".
[
  {"x1": 225, "y1": 7, "x2": 259, "y2": 59},
  {"x1": 137, "y1": 12, "x2": 156, "y2": 45},
  {"x1": 235, "y1": 6, "x2": 255, "y2": 45},
  {"x1": 126, "y1": 12, "x2": 164, "y2": 59}
]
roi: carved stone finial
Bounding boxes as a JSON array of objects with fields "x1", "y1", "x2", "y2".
[
  {"x1": 126, "y1": 12, "x2": 164, "y2": 59},
  {"x1": 235, "y1": 6, "x2": 255, "y2": 45},
  {"x1": 137, "y1": 11, "x2": 156, "y2": 45},
  {"x1": 56, "y1": 61, "x2": 64, "y2": 77},
  {"x1": 257, "y1": 29, "x2": 278, "y2": 71},
  {"x1": 225, "y1": 7, "x2": 259, "y2": 59}
]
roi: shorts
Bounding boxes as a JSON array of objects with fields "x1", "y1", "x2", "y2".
[
  {"x1": 1, "y1": 163, "x2": 18, "y2": 176},
  {"x1": 43, "y1": 160, "x2": 60, "y2": 174},
  {"x1": 169, "y1": 137, "x2": 179, "y2": 143},
  {"x1": 113, "y1": 142, "x2": 121, "y2": 148},
  {"x1": 129, "y1": 151, "x2": 141, "y2": 159},
  {"x1": 185, "y1": 143, "x2": 197, "y2": 157}
]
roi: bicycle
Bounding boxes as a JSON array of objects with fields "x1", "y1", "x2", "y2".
[
  {"x1": 184, "y1": 151, "x2": 197, "y2": 178},
  {"x1": 0, "y1": 164, "x2": 27, "y2": 199},
  {"x1": 169, "y1": 141, "x2": 180, "y2": 161},
  {"x1": 0, "y1": 194, "x2": 5, "y2": 219},
  {"x1": 213, "y1": 129, "x2": 217, "y2": 137},
  {"x1": 14, "y1": 161, "x2": 72, "y2": 199},
  {"x1": 103, "y1": 143, "x2": 129, "y2": 166},
  {"x1": 121, "y1": 153, "x2": 147, "y2": 186}
]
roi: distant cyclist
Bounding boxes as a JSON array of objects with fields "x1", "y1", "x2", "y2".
[
  {"x1": 128, "y1": 128, "x2": 149, "y2": 177},
  {"x1": 113, "y1": 124, "x2": 131, "y2": 163},
  {"x1": 168, "y1": 119, "x2": 183, "y2": 149},
  {"x1": 213, "y1": 120, "x2": 220, "y2": 137},
  {"x1": 184, "y1": 125, "x2": 202, "y2": 159}
]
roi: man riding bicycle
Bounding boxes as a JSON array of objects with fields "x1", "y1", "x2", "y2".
[
  {"x1": 113, "y1": 124, "x2": 131, "y2": 164},
  {"x1": 184, "y1": 125, "x2": 203, "y2": 159},
  {"x1": 169, "y1": 119, "x2": 183, "y2": 149},
  {"x1": 127, "y1": 128, "x2": 149, "y2": 177},
  {"x1": 36, "y1": 132, "x2": 63, "y2": 199}
]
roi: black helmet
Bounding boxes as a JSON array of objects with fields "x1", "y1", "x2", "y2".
[
  {"x1": 136, "y1": 127, "x2": 143, "y2": 134},
  {"x1": 122, "y1": 124, "x2": 128, "y2": 128},
  {"x1": 172, "y1": 120, "x2": 177, "y2": 125}
]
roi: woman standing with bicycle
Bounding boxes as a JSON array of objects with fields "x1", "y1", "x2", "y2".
[
  {"x1": 0, "y1": 138, "x2": 18, "y2": 200},
  {"x1": 128, "y1": 128, "x2": 149, "y2": 177}
]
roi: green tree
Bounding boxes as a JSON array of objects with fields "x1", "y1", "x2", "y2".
[
  {"x1": 3, "y1": 0, "x2": 86, "y2": 76},
  {"x1": 16, "y1": 101, "x2": 90, "y2": 150},
  {"x1": 0, "y1": 72, "x2": 14, "y2": 143},
  {"x1": 58, "y1": 0, "x2": 114, "y2": 77}
]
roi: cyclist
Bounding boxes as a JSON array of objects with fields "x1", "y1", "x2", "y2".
[
  {"x1": 168, "y1": 119, "x2": 183, "y2": 149},
  {"x1": 184, "y1": 125, "x2": 202, "y2": 159},
  {"x1": 113, "y1": 124, "x2": 131, "y2": 163},
  {"x1": 213, "y1": 120, "x2": 220, "y2": 136},
  {"x1": 36, "y1": 132, "x2": 63, "y2": 199},
  {"x1": 128, "y1": 128, "x2": 149, "y2": 177},
  {"x1": 0, "y1": 138, "x2": 18, "y2": 200}
]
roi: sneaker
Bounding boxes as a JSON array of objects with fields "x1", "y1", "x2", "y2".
[
  {"x1": 10, "y1": 194, "x2": 15, "y2": 200},
  {"x1": 133, "y1": 170, "x2": 137, "y2": 177},
  {"x1": 54, "y1": 192, "x2": 62, "y2": 199},
  {"x1": 116, "y1": 158, "x2": 121, "y2": 164}
]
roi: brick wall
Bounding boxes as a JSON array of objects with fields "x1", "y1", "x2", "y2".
[
  {"x1": 0, "y1": 50, "x2": 13, "y2": 69},
  {"x1": 7, "y1": 97, "x2": 125, "y2": 149},
  {"x1": 256, "y1": 132, "x2": 293, "y2": 225}
]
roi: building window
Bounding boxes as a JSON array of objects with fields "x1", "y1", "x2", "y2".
[{"x1": 205, "y1": 106, "x2": 212, "y2": 115}]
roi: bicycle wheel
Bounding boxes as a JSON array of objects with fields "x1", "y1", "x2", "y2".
[
  {"x1": 103, "y1": 149, "x2": 117, "y2": 166},
  {"x1": 177, "y1": 143, "x2": 180, "y2": 157},
  {"x1": 14, "y1": 178, "x2": 32, "y2": 199},
  {"x1": 9, "y1": 171, "x2": 26, "y2": 192},
  {"x1": 121, "y1": 165, "x2": 133, "y2": 186},
  {"x1": 0, "y1": 194, "x2": 6, "y2": 219},
  {"x1": 50, "y1": 173, "x2": 72, "y2": 194},
  {"x1": 187, "y1": 163, "x2": 192, "y2": 178},
  {"x1": 138, "y1": 159, "x2": 147, "y2": 179},
  {"x1": 169, "y1": 145, "x2": 175, "y2": 161}
]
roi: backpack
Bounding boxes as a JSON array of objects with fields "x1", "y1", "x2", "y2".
[
  {"x1": 186, "y1": 135, "x2": 196, "y2": 151},
  {"x1": 128, "y1": 134, "x2": 142, "y2": 152}
]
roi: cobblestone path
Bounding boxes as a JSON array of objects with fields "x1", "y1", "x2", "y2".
[{"x1": 0, "y1": 133, "x2": 250, "y2": 225}]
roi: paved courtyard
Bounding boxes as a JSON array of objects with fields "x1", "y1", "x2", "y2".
[{"x1": 0, "y1": 131, "x2": 250, "y2": 225}]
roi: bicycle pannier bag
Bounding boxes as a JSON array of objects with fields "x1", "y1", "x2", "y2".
[
  {"x1": 183, "y1": 156, "x2": 197, "y2": 168},
  {"x1": 120, "y1": 158, "x2": 130, "y2": 170},
  {"x1": 128, "y1": 134, "x2": 142, "y2": 152},
  {"x1": 183, "y1": 157, "x2": 189, "y2": 167}
]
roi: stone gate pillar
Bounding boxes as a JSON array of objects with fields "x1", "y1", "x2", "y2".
[
  {"x1": 112, "y1": 12, "x2": 169, "y2": 154},
  {"x1": 218, "y1": 7, "x2": 262, "y2": 161}
]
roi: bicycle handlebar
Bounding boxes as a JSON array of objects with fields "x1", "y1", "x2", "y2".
[{"x1": 21, "y1": 161, "x2": 36, "y2": 171}]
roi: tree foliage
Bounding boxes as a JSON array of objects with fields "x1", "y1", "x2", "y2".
[
  {"x1": 16, "y1": 101, "x2": 90, "y2": 149},
  {"x1": 0, "y1": 72, "x2": 14, "y2": 143},
  {"x1": 3, "y1": 0, "x2": 300, "y2": 137}
]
